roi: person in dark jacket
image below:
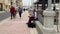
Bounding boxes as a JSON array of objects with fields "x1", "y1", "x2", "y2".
[
  {"x1": 18, "y1": 7, "x2": 22, "y2": 18},
  {"x1": 10, "y1": 6, "x2": 16, "y2": 19}
]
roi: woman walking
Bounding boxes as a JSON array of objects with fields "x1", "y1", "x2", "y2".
[{"x1": 10, "y1": 6, "x2": 16, "y2": 19}]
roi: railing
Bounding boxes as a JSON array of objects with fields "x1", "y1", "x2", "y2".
[
  {"x1": 37, "y1": 8, "x2": 59, "y2": 25},
  {"x1": 54, "y1": 10, "x2": 59, "y2": 25},
  {"x1": 37, "y1": 4, "x2": 48, "y2": 25},
  {"x1": 37, "y1": 8, "x2": 44, "y2": 25}
]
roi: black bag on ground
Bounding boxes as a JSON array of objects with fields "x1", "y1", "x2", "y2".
[{"x1": 27, "y1": 23, "x2": 36, "y2": 28}]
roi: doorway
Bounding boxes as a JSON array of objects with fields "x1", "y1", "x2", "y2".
[{"x1": 0, "y1": 3, "x2": 3, "y2": 11}]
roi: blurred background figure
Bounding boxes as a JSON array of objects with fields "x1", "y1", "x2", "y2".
[
  {"x1": 10, "y1": 6, "x2": 16, "y2": 19},
  {"x1": 23, "y1": 8, "x2": 25, "y2": 11},
  {"x1": 18, "y1": 7, "x2": 22, "y2": 18}
]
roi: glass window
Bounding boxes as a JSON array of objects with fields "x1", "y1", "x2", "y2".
[{"x1": 52, "y1": 0, "x2": 59, "y2": 3}]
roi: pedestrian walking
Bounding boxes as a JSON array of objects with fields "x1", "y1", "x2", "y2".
[
  {"x1": 18, "y1": 7, "x2": 22, "y2": 18},
  {"x1": 10, "y1": 6, "x2": 16, "y2": 19},
  {"x1": 24, "y1": 8, "x2": 25, "y2": 11}
]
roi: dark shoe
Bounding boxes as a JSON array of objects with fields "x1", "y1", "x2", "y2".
[{"x1": 11, "y1": 18, "x2": 12, "y2": 19}]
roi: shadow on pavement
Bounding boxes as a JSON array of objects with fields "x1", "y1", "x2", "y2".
[{"x1": 26, "y1": 23, "x2": 36, "y2": 28}]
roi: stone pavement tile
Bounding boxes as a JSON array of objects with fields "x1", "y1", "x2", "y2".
[
  {"x1": 54, "y1": 25, "x2": 60, "y2": 33},
  {"x1": 30, "y1": 28, "x2": 38, "y2": 34},
  {"x1": 0, "y1": 11, "x2": 30, "y2": 34},
  {"x1": 0, "y1": 23, "x2": 30, "y2": 34}
]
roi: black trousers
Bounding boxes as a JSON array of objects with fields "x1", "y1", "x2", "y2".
[
  {"x1": 19, "y1": 12, "x2": 22, "y2": 18},
  {"x1": 11, "y1": 12, "x2": 15, "y2": 19}
]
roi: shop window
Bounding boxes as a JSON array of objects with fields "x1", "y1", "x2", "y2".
[
  {"x1": 52, "y1": 0, "x2": 59, "y2": 3},
  {"x1": 56, "y1": 0, "x2": 59, "y2": 3},
  {"x1": 38, "y1": 0, "x2": 59, "y2": 4}
]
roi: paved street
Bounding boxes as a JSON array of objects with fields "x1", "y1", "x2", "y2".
[{"x1": 0, "y1": 11, "x2": 38, "y2": 34}]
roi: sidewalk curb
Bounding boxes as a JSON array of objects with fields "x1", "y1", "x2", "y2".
[
  {"x1": 35, "y1": 21, "x2": 60, "y2": 34},
  {"x1": 0, "y1": 11, "x2": 6, "y2": 13},
  {"x1": 30, "y1": 28, "x2": 38, "y2": 34},
  {"x1": 0, "y1": 17, "x2": 10, "y2": 25}
]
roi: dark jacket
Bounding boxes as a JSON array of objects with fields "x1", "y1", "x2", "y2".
[
  {"x1": 10, "y1": 6, "x2": 16, "y2": 13},
  {"x1": 18, "y1": 8, "x2": 22, "y2": 13}
]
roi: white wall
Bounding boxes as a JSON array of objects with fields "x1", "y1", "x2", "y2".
[{"x1": 22, "y1": 0, "x2": 35, "y2": 6}]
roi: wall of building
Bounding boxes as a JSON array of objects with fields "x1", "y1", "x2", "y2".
[
  {"x1": 0, "y1": 0, "x2": 4, "y2": 11},
  {"x1": 16, "y1": 0, "x2": 23, "y2": 8},
  {"x1": 13, "y1": 0, "x2": 16, "y2": 8},
  {"x1": 19, "y1": 2, "x2": 23, "y2": 8},
  {"x1": 0, "y1": 0, "x2": 11, "y2": 11},
  {"x1": 4, "y1": 0, "x2": 11, "y2": 11},
  {"x1": 0, "y1": 0, "x2": 3, "y2": 3}
]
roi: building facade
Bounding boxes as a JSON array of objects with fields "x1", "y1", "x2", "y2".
[
  {"x1": 0, "y1": 0, "x2": 4, "y2": 11},
  {"x1": 0, "y1": 0, "x2": 11, "y2": 11},
  {"x1": 18, "y1": 0, "x2": 23, "y2": 8},
  {"x1": 0, "y1": 0, "x2": 23, "y2": 11}
]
